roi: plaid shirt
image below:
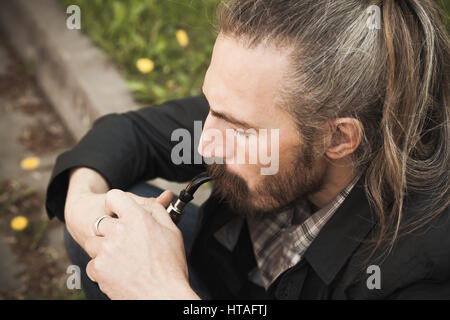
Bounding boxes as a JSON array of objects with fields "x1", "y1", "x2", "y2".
[{"x1": 246, "y1": 174, "x2": 361, "y2": 289}]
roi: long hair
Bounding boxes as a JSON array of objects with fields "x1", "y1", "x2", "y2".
[{"x1": 217, "y1": 0, "x2": 450, "y2": 259}]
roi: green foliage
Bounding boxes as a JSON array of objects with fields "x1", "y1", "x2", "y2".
[
  {"x1": 63, "y1": 0, "x2": 448, "y2": 106},
  {"x1": 438, "y1": 0, "x2": 450, "y2": 31},
  {"x1": 62, "y1": 0, "x2": 220, "y2": 105}
]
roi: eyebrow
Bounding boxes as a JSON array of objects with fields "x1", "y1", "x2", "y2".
[{"x1": 201, "y1": 90, "x2": 258, "y2": 129}]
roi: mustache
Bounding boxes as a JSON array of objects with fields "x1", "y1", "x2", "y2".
[{"x1": 206, "y1": 163, "x2": 249, "y2": 202}]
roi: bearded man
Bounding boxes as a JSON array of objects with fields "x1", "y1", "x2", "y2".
[{"x1": 46, "y1": 0, "x2": 450, "y2": 299}]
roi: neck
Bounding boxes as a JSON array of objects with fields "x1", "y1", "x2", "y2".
[{"x1": 307, "y1": 159, "x2": 358, "y2": 209}]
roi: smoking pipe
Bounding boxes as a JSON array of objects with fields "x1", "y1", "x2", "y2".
[{"x1": 166, "y1": 172, "x2": 211, "y2": 224}]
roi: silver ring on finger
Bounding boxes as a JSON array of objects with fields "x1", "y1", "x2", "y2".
[{"x1": 94, "y1": 215, "x2": 110, "y2": 237}]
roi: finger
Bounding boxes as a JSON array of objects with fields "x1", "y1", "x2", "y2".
[
  {"x1": 125, "y1": 192, "x2": 156, "y2": 210},
  {"x1": 156, "y1": 190, "x2": 174, "y2": 208},
  {"x1": 149, "y1": 201, "x2": 177, "y2": 230},
  {"x1": 86, "y1": 258, "x2": 101, "y2": 283},
  {"x1": 104, "y1": 189, "x2": 146, "y2": 219},
  {"x1": 93, "y1": 215, "x2": 118, "y2": 237},
  {"x1": 125, "y1": 190, "x2": 173, "y2": 211},
  {"x1": 84, "y1": 236, "x2": 104, "y2": 258},
  {"x1": 86, "y1": 259, "x2": 95, "y2": 282}
]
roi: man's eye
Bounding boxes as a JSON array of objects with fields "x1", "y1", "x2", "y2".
[{"x1": 233, "y1": 129, "x2": 252, "y2": 137}]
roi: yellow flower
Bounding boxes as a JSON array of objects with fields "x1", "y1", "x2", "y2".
[
  {"x1": 20, "y1": 157, "x2": 40, "y2": 170},
  {"x1": 136, "y1": 58, "x2": 154, "y2": 74},
  {"x1": 11, "y1": 216, "x2": 29, "y2": 231},
  {"x1": 176, "y1": 29, "x2": 189, "y2": 47},
  {"x1": 166, "y1": 80, "x2": 175, "y2": 89}
]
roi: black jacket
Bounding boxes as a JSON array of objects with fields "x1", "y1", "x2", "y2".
[{"x1": 46, "y1": 96, "x2": 450, "y2": 299}]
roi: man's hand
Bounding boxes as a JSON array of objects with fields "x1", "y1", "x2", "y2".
[
  {"x1": 64, "y1": 168, "x2": 110, "y2": 249},
  {"x1": 83, "y1": 189, "x2": 200, "y2": 300}
]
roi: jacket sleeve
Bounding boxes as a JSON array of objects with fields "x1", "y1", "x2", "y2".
[{"x1": 45, "y1": 95, "x2": 209, "y2": 222}]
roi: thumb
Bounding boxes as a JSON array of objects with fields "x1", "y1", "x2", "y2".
[
  {"x1": 156, "y1": 190, "x2": 174, "y2": 208},
  {"x1": 125, "y1": 190, "x2": 174, "y2": 211}
]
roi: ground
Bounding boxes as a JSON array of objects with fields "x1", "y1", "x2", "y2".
[{"x1": 0, "y1": 34, "x2": 83, "y2": 299}]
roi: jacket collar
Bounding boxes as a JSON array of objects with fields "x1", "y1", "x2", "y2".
[{"x1": 302, "y1": 173, "x2": 377, "y2": 285}]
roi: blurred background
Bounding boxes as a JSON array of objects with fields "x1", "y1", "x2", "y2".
[
  {"x1": 0, "y1": 0, "x2": 448, "y2": 299},
  {"x1": 62, "y1": 0, "x2": 219, "y2": 105},
  {"x1": 0, "y1": 0, "x2": 219, "y2": 299}
]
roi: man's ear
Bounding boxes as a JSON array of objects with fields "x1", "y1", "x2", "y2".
[{"x1": 325, "y1": 118, "x2": 362, "y2": 160}]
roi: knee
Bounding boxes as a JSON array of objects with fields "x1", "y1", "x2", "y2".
[{"x1": 125, "y1": 182, "x2": 163, "y2": 198}]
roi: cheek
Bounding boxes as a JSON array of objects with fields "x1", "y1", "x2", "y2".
[
  {"x1": 226, "y1": 162, "x2": 263, "y2": 191},
  {"x1": 221, "y1": 130, "x2": 255, "y2": 163},
  {"x1": 226, "y1": 131, "x2": 274, "y2": 164},
  {"x1": 225, "y1": 131, "x2": 284, "y2": 188},
  {"x1": 222, "y1": 128, "x2": 301, "y2": 190}
]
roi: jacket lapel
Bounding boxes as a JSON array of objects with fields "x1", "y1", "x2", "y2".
[{"x1": 303, "y1": 173, "x2": 377, "y2": 285}]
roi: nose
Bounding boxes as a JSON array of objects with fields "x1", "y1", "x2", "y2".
[{"x1": 197, "y1": 113, "x2": 226, "y2": 161}]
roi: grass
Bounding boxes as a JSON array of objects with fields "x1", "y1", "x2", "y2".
[
  {"x1": 439, "y1": 0, "x2": 450, "y2": 31},
  {"x1": 61, "y1": 0, "x2": 220, "y2": 105}
]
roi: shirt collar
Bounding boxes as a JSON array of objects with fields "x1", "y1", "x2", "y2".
[
  {"x1": 303, "y1": 172, "x2": 377, "y2": 285},
  {"x1": 246, "y1": 172, "x2": 362, "y2": 289}
]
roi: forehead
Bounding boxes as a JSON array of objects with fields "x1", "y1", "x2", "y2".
[{"x1": 203, "y1": 34, "x2": 291, "y2": 128}]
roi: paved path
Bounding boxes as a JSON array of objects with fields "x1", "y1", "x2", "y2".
[{"x1": 0, "y1": 36, "x2": 75, "y2": 299}]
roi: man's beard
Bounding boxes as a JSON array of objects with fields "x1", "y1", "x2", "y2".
[{"x1": 205, "y1": 147, "x2": 327, "y2": 218}]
